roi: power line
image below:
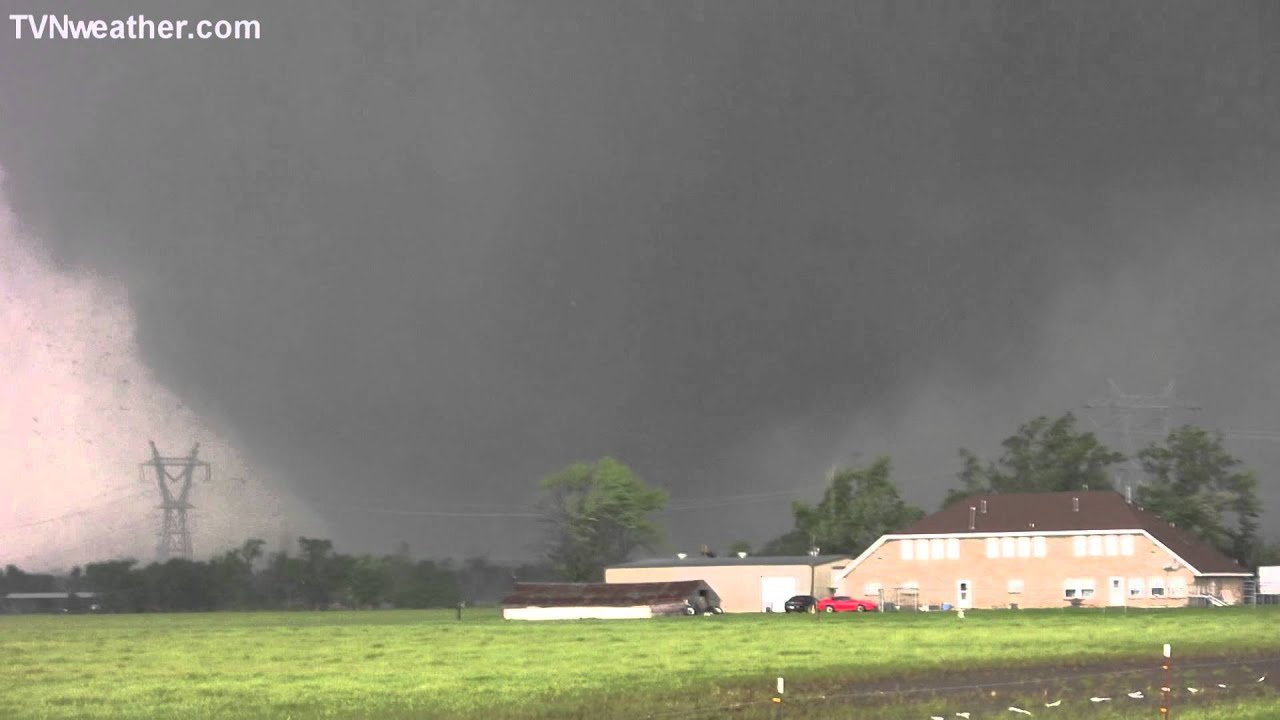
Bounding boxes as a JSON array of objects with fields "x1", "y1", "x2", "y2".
[
  {"x1": 1127, "y1": 427, "x2": 1280, "y2": 442},
  {"x1": 11, "y1": 516, "x2": 154, "y2": 566},
  {"x1": 0, "y1": 486, "x2": 150, "y2": 536},
  {"x1": 340, "y1": 506, "x2": 543, "y2": 519},
  {"x1": 322, "y1": 464, "x2": 965, "y2": 520},
  {"x1": 1085, "y1": 379, "x2": 1201, "y2": 494},
  {"x1": 664, "y1": 490, "x2": 800, "y2": 512}
]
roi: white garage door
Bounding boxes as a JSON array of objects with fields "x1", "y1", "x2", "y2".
[{"x1": 761, "y1": 575, "x2": 797, "y2": 612}]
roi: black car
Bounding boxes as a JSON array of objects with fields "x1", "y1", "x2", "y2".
[{"x1": 783, "y1": 595, "x2": 817, "y2": 613}]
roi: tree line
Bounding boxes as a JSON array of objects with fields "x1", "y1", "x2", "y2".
[
  {"x1": 1, "y1": 541, "x2": 554, "y2": 612},
  {"x1": 541, "y1": 414, "x2": 1279, "y2": 581}
]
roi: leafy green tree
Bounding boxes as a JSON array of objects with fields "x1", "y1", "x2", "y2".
[
  {"x1": 83, "y1": 560, "x2": 145, "y2": 612},
  {"x1": 141, "y1": 559, "x2": 217, "y2": 611},
  {"x1": 1, "y1": 564, "x2": 57, "y2": 593},
  {"x1": 208, "y1": 538, "x2": 267, "y2": 609},
  {"x1": 297, "y1": 537, "x2": 346, "y2": 609},
  {"x1": 347, "y1": 555, "x2": 390, "y2": 608},
  {"x1": 1254, "y1": 541, "x2": 1280, "y2": 569},
  {"x1": 240, "y1": 538, "x2": 266, "y2": 568},
  {"x1": 758, "y1": 529, "x2": 813, "y2": 556},
  {"x1": 1137, "y1": 426, "x2": 1262, "y2": 566},
  {"x1": 539, "y1": 457, "x2": 669, "y2": 581},
  {"x1": 386, "y1": 558, "x2": 461, "y2": 608},
  {"x1": 778, "y1": 457, "x2": 925, "y2": 557},
  {"x1": 945, "y1": 413, "x2": 1124, "y2": 506},
  {"x1": 262, "y1": 549, "x2": 305, "y2": 608}
]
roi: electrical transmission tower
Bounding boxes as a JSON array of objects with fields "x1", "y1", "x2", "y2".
[
  {"x1": 1084, "y1": 379, "x2": 1199, "y2": 497},
  {"x1": 140, "y1": 441, "x2": 211, "y2": 562}
]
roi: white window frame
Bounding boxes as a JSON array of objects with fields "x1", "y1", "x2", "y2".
[
  {"x1": 1001, "y1": 537, "x2": 1015, "y2": 558},
  {"x1": 946, "y1": 538, "x2": 960, "y2": 560},
  {"x1": 900, "y1": 540, "x2": 914, "y2": 561},
  {"x1": 1088, "y1": 535, "x2": 1103, "y2": 556},
  {"x1": 1016, "y1": 536, "x2": 1031, "y2": 558},
  {"x1": 1072, "y1": 535, "x2": 1086, "y2": 557},
  {"x1": 1104, "y1": 535, "x2": 1118, "y2": 556},
  {"x1": 1007, "y1": 579, "x2": 1024, "y2": 594},
  {"x1": 1149, "y1": 577, "x2": 1166, "y2": 597},
  {"x1": 1128, "y1": 577, "x2": 1144, "y2": 597},
  {"x1": 864, "y1": 582, "x2": 882, "y2": 597},
  {"x1": 1064, "y1": 577, "x2": 1096, "y2": 599},
  {"x1": 986, "y1": 537, "x2": 999, "y2": 559},
  {"x1": 1120, "y1": 534, "x2": 1135, "y2": 556},
  {"x1": 930, "y1": 538, "x2": 945, "y2": 560},
  {"x1": 1032, "y1": 536, "x2": 1047, "y2": 558},
  {"x1": 915, "y1": 538, "x2": 929, "y2": 562}
]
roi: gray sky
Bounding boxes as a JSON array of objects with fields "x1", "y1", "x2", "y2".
[{"x1": 3, "y1": 1, "x2": 1279, "y2": 566}]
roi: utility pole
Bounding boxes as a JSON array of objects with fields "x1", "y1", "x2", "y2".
[
  {"x1": 1085, "y1": 379, "x2": 1199, "y2": 498},
  {"x1": 141, "y1": 441, "x2": 210, "y2": 562}
]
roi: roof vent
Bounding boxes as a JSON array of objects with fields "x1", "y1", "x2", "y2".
[
  {"x1": 1072, "y1": 497, "x2": 1080, "y2": 512},
  {"x1": 980, "y1": 500, "x2": 988, "y2": 514},
  {"x1": 968, "y1": 506, "x2": 976, "y2": 531},
  {"x1": 676, "y1": 553, "x2": 687, "y2": 560},
  {"x1": 737, "y1": 551, "x2": 748, "y2": 559}
]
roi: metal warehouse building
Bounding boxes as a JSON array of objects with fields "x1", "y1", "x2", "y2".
[{"x1": 605, "y1": 555, "x2": 851, "y2": 613}]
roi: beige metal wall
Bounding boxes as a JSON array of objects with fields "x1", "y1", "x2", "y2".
[{"x1": 605, "y1": 562, "x2": 847, "y2": 613}]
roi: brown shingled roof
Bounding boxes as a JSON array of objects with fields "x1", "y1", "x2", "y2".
[
  {"x1": 502, "y1": 581, "x2": 714, "y2": 608},
  {"x1": 901, "y1": 490, "x2": 1248, "y2": 575}
]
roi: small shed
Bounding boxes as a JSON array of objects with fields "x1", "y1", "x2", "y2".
[
  {"x1": 501, "y1": 580, "x2": 720, "y2": 621},
  {"x1": 3, "y1": 592, "x2": 98, "y2": 614}
]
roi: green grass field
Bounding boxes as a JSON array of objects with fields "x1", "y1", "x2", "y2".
[{"x1": 2, "y1": 607, "x2": 1278, "y2": 719}]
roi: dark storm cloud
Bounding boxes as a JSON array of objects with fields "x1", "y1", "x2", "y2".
[{"x1": 3, "y1": 1, "x2": 1280, "y2": 559}]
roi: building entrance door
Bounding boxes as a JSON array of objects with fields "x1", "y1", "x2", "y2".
[
  {"x1": 1108, "y1": 577, "x2": 1125, "y2": 606},
  {"x1": 956, "y1": 580, "x2": 972, "y2": 609}
]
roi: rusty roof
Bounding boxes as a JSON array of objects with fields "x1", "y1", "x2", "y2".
[
  {"x1": 900, "y1": 490, "x2": 1248, "y2": 575},
  {"x1": 502, "y1": 581, "x2": 712, "y2": 607}
]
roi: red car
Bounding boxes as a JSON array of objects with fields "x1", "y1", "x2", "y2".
[{"x1": 815, "y1": 596, "x2": 877, "y2": 613}]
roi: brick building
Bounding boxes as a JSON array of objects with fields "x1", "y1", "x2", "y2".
[{"x1": 832, "y1": 490, "x2": 1252, "y2": 610}]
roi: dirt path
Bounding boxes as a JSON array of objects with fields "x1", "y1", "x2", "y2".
[{"x1": 700, "y1": 653, "x2": 1280, "y2": 719}]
